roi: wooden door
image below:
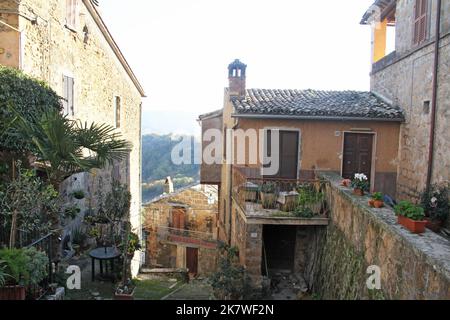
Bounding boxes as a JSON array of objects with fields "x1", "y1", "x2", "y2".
[
  {"x1": 342, "y1": 133, "x2": 373, "y2": 181},
  {"x1": 266, "y1": 130, "x2": 299, "y2": 179},
  {"x1": 186, "y1": 247, "x2": 198, "y2": 275},
  {"x1": 172, "y1": 208, "x2": 186, "y2": 230}
]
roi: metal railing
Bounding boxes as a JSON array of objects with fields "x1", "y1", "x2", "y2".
[
  {"x1": 25, "y1": 233, "x2": 54, "y2": 300},
  {"x1": 151, "y1": 224, "x2": 215, "y2": 243},
  {"x1": 232, "y1": 166, "x2": 328, "y2": 216}
]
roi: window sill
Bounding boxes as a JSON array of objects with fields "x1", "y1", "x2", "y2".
[{"x1": 65, "y1": 24, "x2": 77, "y2": 33}]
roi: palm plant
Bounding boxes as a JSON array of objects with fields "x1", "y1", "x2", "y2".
[{"x1": 10, "y1": 107, "x2": 132, "y2": 186}]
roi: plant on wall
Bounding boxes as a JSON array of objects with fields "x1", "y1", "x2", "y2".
[
  {"x1": 0, "y1": 162, "x2": 60, "y2": 248},
  {"x1": 0, "y1": 66, "x2": 62, "y2": 154},
  {"x1": 420, "y1": 183, "x2": 449, "y2": 223}
]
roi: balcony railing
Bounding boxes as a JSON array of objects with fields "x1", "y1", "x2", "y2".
[
  {"x1": 148, "y1": 224, "x2": 217, "y2": 248},
  {"x1": 232, "y1": 166, "x2": 329, "y2": 219}
]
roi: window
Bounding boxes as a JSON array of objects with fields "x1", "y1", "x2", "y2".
[
  {"x1": 62, "y1": 75, "x2": 74, "y2": 116},
  {"x1": 66, "y1": 0, "x2": 78, "y2": 30},
  {"x1": 413, "y1": 0, "x2": 428, "y2": 45},
  {"x1": 114, "y1": 96, "x2": 121, "y2": 128}
]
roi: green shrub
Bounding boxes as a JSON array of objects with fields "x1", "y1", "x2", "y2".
[
  {"x1": 0, "y1": 248, "x2": 29, "y2": 285},
  {"x1": 0, "y1": 66, "x2": 61, "y2": 153},
  {"x1": 24, "y1": 247, "x2": 49, "y2": 285},
  {"x1": 394, "y1": 200, "x2": 425, "y2": 221},
  {"x1": 0, "y1": 247, "x2": 48, "y2": 286}
]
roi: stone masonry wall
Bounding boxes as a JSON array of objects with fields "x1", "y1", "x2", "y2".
[
  {"x1": 370, "y1": 1, "x2": 450, "y2": 229},
  {"x1": 143, "y1": 186, "x2": 219, "y2": 275},
  {"x1": 315, "y1": 172, "x2": 450, "y2": 299},
  {"x1": 0, "y1": 0, "x2": 143, "y2": 275}
]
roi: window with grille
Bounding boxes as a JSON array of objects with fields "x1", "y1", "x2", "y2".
[
  {"x1": 413, "y1": 0, "x2": 428, "y2": 45},
  {"x1": 62, "y1": 75, "x2": 74, "y2": 116}
]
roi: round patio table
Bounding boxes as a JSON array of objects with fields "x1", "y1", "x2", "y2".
[{"x1": 89, "y1": 246, "x2": 121, "y2": 282}]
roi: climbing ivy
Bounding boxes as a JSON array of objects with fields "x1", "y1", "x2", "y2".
[{"x1": 0, "y1": 66, "x2": 62, "y2": 153}]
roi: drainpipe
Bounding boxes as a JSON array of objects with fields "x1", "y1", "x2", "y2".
[{"x1": 426, "y1": 0, "x2": 442, "y2": 190}]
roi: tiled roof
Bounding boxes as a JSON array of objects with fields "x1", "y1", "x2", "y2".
[{"x1": 232, "y1": 89, "x2": 404, "y2": 121}]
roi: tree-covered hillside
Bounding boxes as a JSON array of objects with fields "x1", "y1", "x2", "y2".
[{"x1": 142, "y1": 134, "x2": 200, "y2": 203}]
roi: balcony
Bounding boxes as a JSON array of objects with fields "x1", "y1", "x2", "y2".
[
  {"x1": 152, "y1": 225, "x2": 217, "y2": 249},
  {"x1": 232, "y1": 166, "x2": 329, "y2": 225}
]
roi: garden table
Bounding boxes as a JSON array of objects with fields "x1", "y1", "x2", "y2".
[{"x1": 89, "y1": 246, "x2": 121, "y2": 282}]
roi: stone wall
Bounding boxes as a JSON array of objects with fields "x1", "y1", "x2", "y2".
[
  {"x1": 314, "y1": 172, "x2": 450, "y2": 299},
  {"x1": 0, "y1": 0, "x2": 144, "y2": 275},
  {"x1": 370, "y1": 2, "x2": 450, "y2": 211},
  {"x1": 142, "y1": 185, "x2": 219, "y2": 275}
]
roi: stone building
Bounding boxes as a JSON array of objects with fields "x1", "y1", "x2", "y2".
[
  {"x1": 0, "y1": 0, "x2": 145, "y2": 275},
  {"x1": 361, "y1": 0, "x2": 449, "y2": 203},
  {"x1": 143, "y1": 184, "x2": 219, "y2": 276},
  {"x1": 198, "y1": 59, "x2": 404, "y2": 287}
]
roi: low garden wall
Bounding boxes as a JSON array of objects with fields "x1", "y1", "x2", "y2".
[{"x1": 314, "y1": 172, "x2": 450, "y2": 299}]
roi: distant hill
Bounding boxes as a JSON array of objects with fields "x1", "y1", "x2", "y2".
[{"x1": 142, "y1": 134, "x2": 200, "y2": 203}]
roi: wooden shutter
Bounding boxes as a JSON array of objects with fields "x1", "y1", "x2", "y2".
[
  {"x1": 62, "y1": 76, "x2": 69, "y2": 115},
  {"x1": 68, "y1": 77, "x2": 74, "y2": 116},
  {"x1": 115, "y1": 96, "x2": 121, "y2": 128},
  {"x1": 414, "y1": 0, "x2": 428, "y2": 45},
  {"x1": 66, "y1": 0, "x2": 78, "y2": 28}
]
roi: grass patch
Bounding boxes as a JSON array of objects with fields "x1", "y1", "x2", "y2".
[{"x1": 134, "y1": 279, "x2": 183, "y2": 300}]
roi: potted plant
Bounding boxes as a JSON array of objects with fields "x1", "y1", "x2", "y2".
[
  {"x1": 259, "y1": 182, "x2": 278, "y2": 209},
  {"x1": 351, "y1": 173, "x2": 369, "y2": 196},
  {"x1": 394, "y1": 200, "x2": 427, "y2": 234},
  {"x1": 72, "y1": 190, "x2": 85, "y2": 200},
  {"x1": 243, "y1": 181, "x2": 259, "y2": 202},
  {"x1": 371, "y1": 192, "x2": 384, "y2": 208},
  {"x1": 115, "y1": 224, "x2": 137, "y2": 300},
  {"x1": 340, "y1": 179, "x2": 351, "y2": 187},
  {"x1": 0, "y1": 248, "x2": 28, "y2": 300},
  {"x1": 420, "y1": 184, "x2": 449, "y2": 232},
  {"x1": 295, "y1": 185, "x2": 324, "y2": 215}
]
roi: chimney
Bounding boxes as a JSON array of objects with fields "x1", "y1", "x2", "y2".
[
  {"x1": 228, "y1": 59, "x2": 247, "y2": 98},
  {"x1": 164, "y1": 176, "x2": 174, "y2": 194}
]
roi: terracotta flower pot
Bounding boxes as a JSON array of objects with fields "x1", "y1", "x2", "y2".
[
  {"x1": 368, "y1": 199, "x2": 375, "y2": 207},
  {"x1": 373, "y1": 200, "x2": 384, "y2": 208},
  {"x1": 353, "y1": 188, "x2": 364, "y2": 196},
  {"x1": 261, "y1": 192, "x2": 277, "y2": 209},
  {"x1": 0, "y1": 286, "x2": 26, "y2": 300},
  {"x1": 397, "y1": 215, "x2": 427, "y2": 234},
  {"x1": 114, "y1": 287, "x2": 135, "y2": 300}
]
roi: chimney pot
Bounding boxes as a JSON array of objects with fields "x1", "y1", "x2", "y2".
[{"x1": 228, "y1": 59, "x2": 247, "y2": 98}]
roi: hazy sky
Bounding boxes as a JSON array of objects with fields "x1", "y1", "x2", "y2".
[{"x1": 100, "y1": 0, "x2": 378, "y2": 136}]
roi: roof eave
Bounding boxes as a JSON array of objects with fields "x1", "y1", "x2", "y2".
[
  {"x1": 231, "y1": 113, "x2": 404, "y2": 123},
  {"x1": 83, "y1": 0, "x2": 146, "y2": 97}
]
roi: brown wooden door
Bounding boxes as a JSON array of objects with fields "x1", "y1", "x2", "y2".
[
  {"x1": 266, "y1": 130, "x2": 299, "y2": 179},
  {"x1": 172, "y1": 208, "x2": 186, "y2": 230},
  {"x1": 186, "y1": 247, "x2": 198, "y2": 275},
  {"x1": 342, "y1": 133, "x2": 373, "y2": 181}
]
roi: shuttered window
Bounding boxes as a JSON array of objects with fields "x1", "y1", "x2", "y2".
[
  {"x1": 115, "y1": 96, "x2": 121, "y2": 128},
  {"x1": 413, "y1": 0, "x2": 428, "y2": 45},
  {"x1": 66, "y1": 0, "x2": 78, "y2": 30},
  {"x1": 62, "y1": 75, "x2": 74, "y2": 116}
]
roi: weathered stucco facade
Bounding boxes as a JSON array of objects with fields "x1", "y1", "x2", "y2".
[
  {"x1": 0, "y1": 0, "x2": 144, "y2": 275},
  {"x1": 368, "y1": 0, "x2": 449, "y2": 202},
  {"x1": 143, "y1": 185, "x2": 219, "y2": 276}
]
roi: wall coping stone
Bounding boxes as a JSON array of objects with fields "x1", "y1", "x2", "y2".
[{"x1": 318, "y1": 171, "x2": 450, "y2": 282}]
